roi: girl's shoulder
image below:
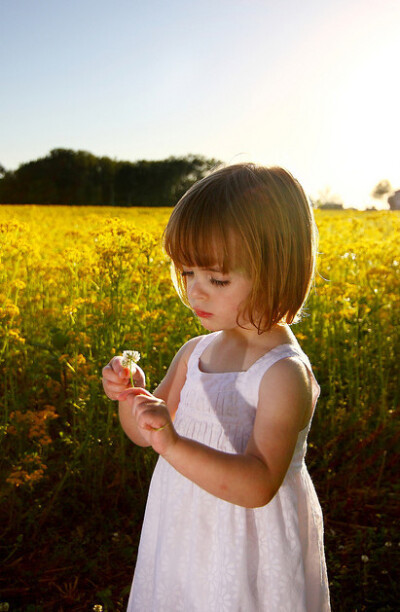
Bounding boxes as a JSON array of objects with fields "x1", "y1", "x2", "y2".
[
  {"x1": 179, "y1": 333, "x2": 214, "y2": 367},
  {"x1": 258, "y1": 339, "x2": 317, "y2": 392},
  {"x1": 257, "y1": 341, "x2": 320, "y2": 429}
]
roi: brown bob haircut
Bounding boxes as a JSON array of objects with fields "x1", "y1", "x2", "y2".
[{"x1": 163, "y1": 163, "x2": 317, "y2": 333}]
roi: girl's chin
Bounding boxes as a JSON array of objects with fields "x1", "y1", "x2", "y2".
[
  {"x1": 200, "y1": 320, "x2": 240, "y2": 332},
  {"x1": 200, "y1": 320, "x2": 220, "y2": 331}
]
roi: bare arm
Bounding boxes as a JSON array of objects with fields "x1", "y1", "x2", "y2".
[{"x1": 124, "y1": 356, "x2": 312, "y2": 507}]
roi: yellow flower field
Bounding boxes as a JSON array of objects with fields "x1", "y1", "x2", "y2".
[{"x1": 0, "y1": 205, "x2": 399, "y2": 609}]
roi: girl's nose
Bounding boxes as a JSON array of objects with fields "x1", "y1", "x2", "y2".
[{"x1": 188, "y1": 279, "x2": 207, "y2": 300}]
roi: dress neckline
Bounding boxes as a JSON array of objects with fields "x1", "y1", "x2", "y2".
[{"x1": 196, "y1": 332, "x2": 300, "y2": 375}]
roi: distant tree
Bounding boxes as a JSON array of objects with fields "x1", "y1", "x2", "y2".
[
  {"x1": 170, "y1": 155, "x2": 219, "y2": 201},
  {"x1": 96, "y1": 156, "x2": 116, "y2": 206},
  {"x1": 0, "y1": 149, "x2": 220, "y2": 206},
  {"x1": 0, "y1": 170, "x2": 17, "y2": 202},
  {"x1": 371, "y1": 179, "x2": 392, "y2": 200},
  {"x1": 115, "y1": 162, "x2": 139, "y2": 206},
  {"x1": 0, "y1": 164, "x2": 6, "y2": 178}
]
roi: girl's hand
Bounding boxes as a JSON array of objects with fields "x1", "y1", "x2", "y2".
[
  {"x1": 118, "y1": 387, "x2": 179, "y2": 455},
  {"x1": 102, "y1": 356, "x2": 146, "y2": 400}
]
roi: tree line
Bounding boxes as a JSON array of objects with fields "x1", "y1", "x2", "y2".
[{"x1": 0, "y1": 149, "x2": 220, "y2": 206}]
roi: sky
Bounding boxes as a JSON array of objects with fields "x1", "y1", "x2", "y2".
[{"x1": 1, "y1": 0, "x2": 399, "y2": 208}]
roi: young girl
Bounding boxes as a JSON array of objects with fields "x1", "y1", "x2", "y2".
[{"x1": 102, "y1": 164, "x2": 330, "y2": 611}]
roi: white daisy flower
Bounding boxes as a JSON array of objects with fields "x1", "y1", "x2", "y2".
[{"x1": 121, "y1": 350, "x2": 141, "y2": 371}]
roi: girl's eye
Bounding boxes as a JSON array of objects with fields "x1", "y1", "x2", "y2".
[
  {"x1": 180, "y1": 270, "x2": 230, "y2": 287},
  {"x1": 210, "y1": 278, "x2": 230, "y2": 287}
]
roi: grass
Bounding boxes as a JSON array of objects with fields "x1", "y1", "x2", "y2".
[{"x1": 0, "y1": 206, "x2": 399, "y2": 611}]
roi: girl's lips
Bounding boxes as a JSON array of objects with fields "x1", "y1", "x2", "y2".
[{"x1": 194, "y1": 309, "x2": 213, "y2": 318}]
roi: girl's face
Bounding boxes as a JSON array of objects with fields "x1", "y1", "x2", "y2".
[{"x1": 181, "y1": 265, "x2": 253, "y2": 332}]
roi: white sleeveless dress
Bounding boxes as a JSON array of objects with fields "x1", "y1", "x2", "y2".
[{"x1": 127, "y1": 332, "x2": 330, "y2": 611}]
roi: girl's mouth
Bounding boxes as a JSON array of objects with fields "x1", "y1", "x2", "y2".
[{"x1": 194, "y1": 309, "x2": 213, "y2": 318}]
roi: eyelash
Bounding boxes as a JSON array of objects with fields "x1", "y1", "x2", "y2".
[
  {"x1": 211, "y1": 278, "x2": 230, "y2": 287},
  {"x1": 181, "y1": 271, "x2": 230, "y2": 288}
]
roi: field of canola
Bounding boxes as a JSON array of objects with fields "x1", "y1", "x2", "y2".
[{"x1": 0, "y1": 205, "x2": 399, "y2": 610}]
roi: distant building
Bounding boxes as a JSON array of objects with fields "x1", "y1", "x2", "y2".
[
  {"x1": 388, "y1": 190, "x2": 400, "y2": 210},
  {"x1": 318, "y1": 202, "x2": 344, "y2": 210}
]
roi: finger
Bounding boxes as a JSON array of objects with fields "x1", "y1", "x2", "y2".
[
  {"x1": 104, "y1": 380, "x2": 129, "y2": 395},
  {"x1": 136, "y1": 406, "x2": 169, "y2": 432},
  {"x1": 117, "y1": 386, "x2": 153, "y2": 402},
  {"x1": 132, "y1": 365, "x2": 146, "y2": 388},
  {"x1": 112, "y1": 357, "x2": 131, "y2": 379},
  {"x1": 119, "y1": 363, "x2": 146, "y2": 387},
  {"x1": 102, "y1": 361, "x2": 129, "y2": 384}
]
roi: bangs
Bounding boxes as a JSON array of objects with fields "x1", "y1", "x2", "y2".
[
  {"x1": 163, "y1": 194, "x2": 242, "y2": 274},
  {"x1": 163, "y1": 180, "x2": 249, "y2": 307}
]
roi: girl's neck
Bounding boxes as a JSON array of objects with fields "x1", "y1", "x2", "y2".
[
  {"x1": 222, "y1": 322, "x2": 293, "y2": 347},
  {"x1": 201, "y1": 324, "x2": 295, "y2": 374}
]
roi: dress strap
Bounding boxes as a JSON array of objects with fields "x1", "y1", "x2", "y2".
[
  {"x1": 237, "y1": 343, "x2": 320, "y2": 411},
  {"x1": 187, "y1": 332, "x2": 219, "y2": 370}
]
